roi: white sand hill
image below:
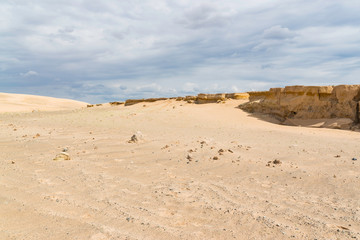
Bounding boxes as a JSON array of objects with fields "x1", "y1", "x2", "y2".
[
  {"x1": 0, "y1": 92, "x2": 87, "y2": 112},
  {"x1": 0, "y1": 93, "x2": 359, "y2": 239}
]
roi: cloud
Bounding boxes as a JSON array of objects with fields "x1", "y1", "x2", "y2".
[
  {"x1": 179, "y1": 3, "x2": 233, "y2": 29},
  {"x1": 263, "y1": 25, "x2": 295, "y2": 39},
  {"x1": 182, "y1": 82, "x2": 199, "y2": 94},
  {"x1": 20, "y1": 70, "x2": 38, "y2": 77}
]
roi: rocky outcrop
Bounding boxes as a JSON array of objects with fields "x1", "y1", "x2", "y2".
[
  {"x1": 124, "y1": 98, "x2": 168, "y2": 106},
  {"x1": 240, "y1": 85, "x2": 360, "y2": 129},
  {"x1": 109, "y1": 101, "x2": 124, "y2": 106},
  {"x1": 196, "y1": 93, "x2": 226, "y2": 104},
  {"x1": 196, "y1": 93, "x2": 249, "y2": 104},
  {"x1": 123, "y1": 93, "x2": 249, "y2": 106},
  {"x1": 225, "y1": 93, "x2": 250, "y2": 100}
]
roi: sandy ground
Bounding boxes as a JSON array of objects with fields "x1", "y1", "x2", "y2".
[
  {"x1": 0, "y1": 97, "x2": 359, "y2": 240},
  {"x1": 0, "y1": 92, "x2": 87, "y2": 112}
]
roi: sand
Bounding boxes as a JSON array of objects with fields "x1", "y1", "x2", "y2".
[
  {"x1": 0, "y1": 92, "x2": 88, "y2": 113},
  {"x1": 0, "y1": 95, "x2": 359, "y2": 239}
]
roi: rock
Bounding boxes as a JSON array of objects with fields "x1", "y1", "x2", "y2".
[
  {"x1": 87, "y1": 104, "x2": 94, "y2": 108},
  {"x1": 33, "y1": 133, "x2": 40, "y2": 138},
  {"x1": 213, "y1": 156, "x2": 219, "y2": 160},
  {"x1": 225, "y1": 93, "x2": 250, "y2": 100},
  {"x1": 273, "y1": 159, "x2": 282, "y2": 164},
  {"x1": 109, "y1": 101, "x2": 124, "y2": 106},
  {"x1": 128, "y1": 131, "x2": 143, "y2": 143},
  {"x1": 197, "y1": 93, "x2": 226, "y2": 104},
  {"x1": 184, "y1": 96, "x2": 197, "y2": 101},
  {"x1": 53, "y1": 152, "x2": 71, "y2": 161},
  {"x1": 240, "y1": 84, "x2": 360, "y2": 128},
  {"x1": 130, "y1": 135, "x2": 138, "y2": 142},
  {"x1": 267, "y1": 159, "x2": 282, "y2": 166},
  {"x1": 125, "y1": 98, "x2": 168, "y2": 106},
  {"x1": 161, "y1": 145, "x2": 170, "y2": 149}
]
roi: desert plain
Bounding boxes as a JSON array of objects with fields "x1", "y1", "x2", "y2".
[{"x1": 0, "y1": 93, "x2": 359, "y2": 240}]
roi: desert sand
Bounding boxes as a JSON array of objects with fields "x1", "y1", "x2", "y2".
[
  {"x1": 0, "y1": 92, "x2": 88, "y2": 113},
  {"x1": 0, "y1": 94, "x2": 359, "y2": 240}
]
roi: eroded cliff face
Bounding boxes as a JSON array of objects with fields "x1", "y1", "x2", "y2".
[{"x1": 240, "y1": 85, "x2": 360, "y2": 129}]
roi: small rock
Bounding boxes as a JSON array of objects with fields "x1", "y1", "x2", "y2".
[
  {"x1": 130, "y1": 135, "x2": 138, "y2": 142},
  {"x1": 213, "y1": 156, "x2": 219, "y2": 160},
  {"x1": 33, "y1": 133, "x2": 40, "y2": 138},
  {"x1": 273, "y1": 159, "x2": 282, "y2": 164},
  {"x1": 228, "y1": 149, "x2": 233, "y2": 153},
  {"x1": 334, "y1": 155, "x2": 341, "y2": 158},
  {"x1": 352, "y1": 158, "x2": 357, "y2": 161},
  {"x1": 11, "y1": 161, "x2": 15, "y2": 164},
  {"x1": 128, "y1": 131, "x2": 143, "y2": 143},
  {"x1": 53, "y1": 152, "x2": 71, "y2": 161},
  {"x1": 267, "y1": 159, "x2": 281, "y2": 167},
  {"x1": 187, "y1": 154, "x2": 193, "y2": 161},
  {"x1": 338, "y1": 226, "x2": 350, "y2": 230}
]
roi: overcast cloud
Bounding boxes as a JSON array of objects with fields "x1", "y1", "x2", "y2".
[{"x1": 1, "y1": 0, "x2": 360, "y2": 103}]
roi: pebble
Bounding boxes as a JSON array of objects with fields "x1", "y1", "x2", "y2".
[
  {"x1": 53, "y1": 152, "x2": 71, "y2": 161},
  {"x1": 128, "y1": 131, "x2": 143, "y2": 143}
]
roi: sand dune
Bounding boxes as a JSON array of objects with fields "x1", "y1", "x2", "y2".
[
  {"x1": 0, "y1": 95, "x2": 359, "y2": 239},
  {"x1": 0, "y1": 92, "x2": 88, "y2": 113}
]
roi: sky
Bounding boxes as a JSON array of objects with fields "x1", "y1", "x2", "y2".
[{"x1": 1, "y1": 0, "x2": 360, "y2": 103}]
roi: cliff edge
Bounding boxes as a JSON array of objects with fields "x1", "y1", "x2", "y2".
[{"x1": 239, "y1": 85, "x2": 360, "y2": 130}]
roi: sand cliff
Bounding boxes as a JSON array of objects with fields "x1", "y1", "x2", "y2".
[{"x1": 240, "y1": 85, "x2": 360, "y2": 130}]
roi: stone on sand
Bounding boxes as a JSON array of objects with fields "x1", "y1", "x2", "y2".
[
  {"x1": 53, "y1": 152, "x2": 71, "y2": 161},
  {"x1": 128, "y1": 131, "x2": 143, "y2": 143}
]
